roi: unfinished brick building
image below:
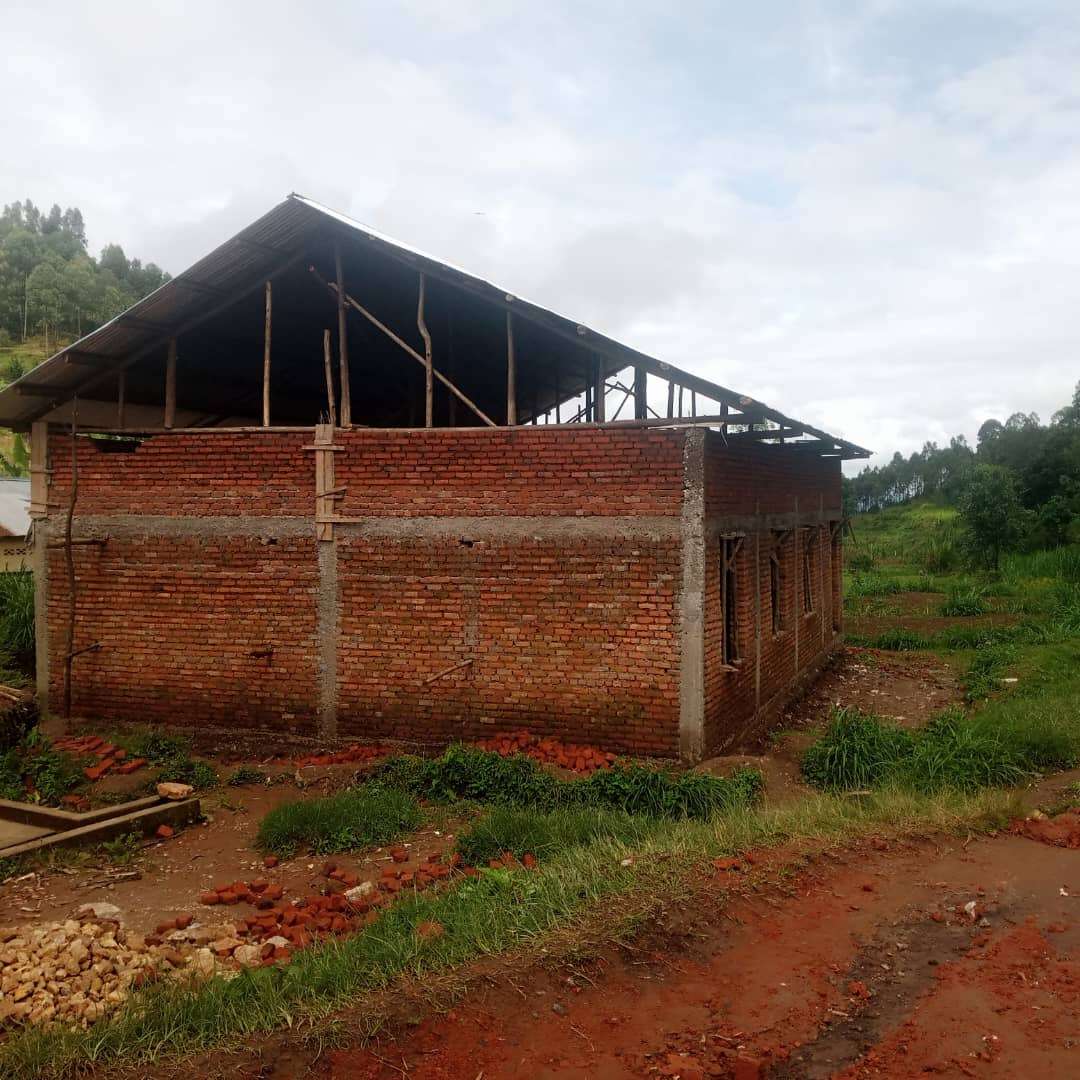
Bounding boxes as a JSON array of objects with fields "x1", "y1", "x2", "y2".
[{"x1": 0, "y1": 196, "x2": 868, "y2": 760}]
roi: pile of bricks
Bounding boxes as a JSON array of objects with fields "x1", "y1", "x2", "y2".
[
  {"x1": 473, "y1": 730, "x2": 617, "y2": 774},
  {"x1": 293, "y1": 744, "x2": 388, "y2": 768},
  {"x1": 51, "y1": 735, "x2": 147, "y2": 780}
]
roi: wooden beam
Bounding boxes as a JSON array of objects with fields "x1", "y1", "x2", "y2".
[
  {"x1": 506, "y1": 310, "x2": 517, "y2": 425},
  {"x1": 323, "y1": 329, "x2": 337, "y2": 427},
  {"x1": 418, "y1": 273, "x2": 433, "y2": 427},
  {"x1": 309, "y1": 266, "x2": 497, "y2": 427},
  {"x1": 334, "y1": 245, "x2": 351, "y2": 426},
  {"x1": 262, "y1": 281, "x2": 272, "y2": 427},
  {"x1": 19, "y1": 248, "x2": 312, "y2": 422},
  {"x1": 593, "y1": 355, "x2": 605, "y2": 423},
  {"x1": 666, "y1": 379, "x2": 675, "y2": 418},
  {"x1": 634, "y1": 364, "x2": 647, "y2": 420},
  {"x1": 163, "y1": 338, "x2": 177, "y2": 429}
]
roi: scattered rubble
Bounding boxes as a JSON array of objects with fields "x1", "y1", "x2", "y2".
[
  {"x1": 293, "y1": 744, "x2": 388, "y2": 768},
  {"x1": 473, "y1": 730, "x2": 616, "y2": 774},
  {"x1": 1012, "y1": 807, "x2": 1080, "y2": 848},
  {"x1": 0, "y1": 915, "x2": 224, "y2": 1029},
  {"x1": 53, "y1": 735, "x2": 148, "y2": 781}
]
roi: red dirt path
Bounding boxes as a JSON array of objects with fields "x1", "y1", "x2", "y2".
[{"x1": 297, "y1": 831, "x2": 1079, "y2": 1080}]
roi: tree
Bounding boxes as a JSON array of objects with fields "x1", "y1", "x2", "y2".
[{"x1": 957, "y1": 464, "x2": 1030, "y2": 571}]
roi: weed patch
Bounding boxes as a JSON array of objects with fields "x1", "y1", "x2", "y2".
[
  {"x1": 256, "y1": 788, "x2": 424, "y2": 858},
  {"x1": 371, "y1": 744, "x2": 761, "y2": 820},
  {"x1": 456, "y1": 806, "x2": 656, "y2": 865},
  {"x1": 939, "y1": 584, "x2": 988, "y2": 617}
]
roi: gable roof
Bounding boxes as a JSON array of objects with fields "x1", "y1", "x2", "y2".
[{"x1": 0, "y1": 194, "x2": 869, "y2": 457}]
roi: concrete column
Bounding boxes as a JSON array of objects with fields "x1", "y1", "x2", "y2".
[
  {"x1": 678, "y1": 429, "x2": 706, "y2": 761},
  {"x1": 32, "y1": 518, "x2": 50, "y2": 715},
  {"x1": 316, "y1": 539, "x2": 339, "y2": 737}
]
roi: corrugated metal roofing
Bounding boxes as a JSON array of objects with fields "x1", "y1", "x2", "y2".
[{"x1": 0, "y1": 194, "x2": 869, "y2": 456}]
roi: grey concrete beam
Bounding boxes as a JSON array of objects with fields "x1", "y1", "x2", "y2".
[{"x1": 678, "y1": 429, "x2": 706, "y2": 762}]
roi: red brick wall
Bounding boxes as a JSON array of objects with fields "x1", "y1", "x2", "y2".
[
  {"x1": 45, "y1": 427, "x2": 686, "y2": 753},
  {"x1": 46, "y1": 431, "x2": 313, "y2": 517},
  {"x1": 332, "y1": 427, "x2": 686, "y2": 517},
  {"x1": 702, "y1": 436, "x2": 843, "y2": 753},
  {"x1": 48, "y1": 534, "x2": 319, "y2": 731},
  {"x1": 336, "y1": 533, "x2": 680, "y2": 755}
]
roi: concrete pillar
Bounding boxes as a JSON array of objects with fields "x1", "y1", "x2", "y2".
[
  {"x1": 678, "y1": 429, "x2": 706, "y2": 761},
  {"x1": 316, "y1": 539, "x2": 339, "y2": 737}
]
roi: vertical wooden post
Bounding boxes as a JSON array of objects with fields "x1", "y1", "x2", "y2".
[
  {"x1": 678, "y1": 384, "x2": 684, "y2": 417},
  {"x1": 593, "y1": 356, "x2": 605, "y2": 423},
  {"x1": 262, "y1": 281, "x2": 272, "y2": 427},
  {"x1": 505, "y1": 310, "x2": 517, "y2": 425},
  {"x1": 334, "y1": 244, "x2": 351, "y2": 426},
  {"x1": 691, "y1": 390, "x2": 697, "y2": 418},
  {"x1": 666, "y1": 379, "x2": 675, "y2": 418},
  {"x1": 322, "y1": 329, "x2": 337, "y2": 428},
  {"x1": 418, "y1": 273, "x2": 433, "y2": 428},
  {"x1": 634, "y1": 364, "x2": 647, "y2": 420},
  {"x1": 446, "y1": 311, "x2": 457, "y2": 426},
  {"x1": 554, "y1": 356, "x2": 561, "y2": 423},
  {"x1": 164, "y1": 338, "x2": 176, "y2": 429},
  {"x1": 116, "y1": 371, "x2": 126, "y2": 429}
]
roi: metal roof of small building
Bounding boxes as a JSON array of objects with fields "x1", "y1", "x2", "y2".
[{"x1": 0, "y1": 479, "x2": 30, "y2": 538}]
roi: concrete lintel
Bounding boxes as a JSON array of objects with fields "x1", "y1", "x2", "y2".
[
  {"x1": 55, "y1": 514, "x2": 681, "y2": 543},
  {"x1": 678, "y1": 429, "x2": 706, "y2": 762},
  {"x1": 704, "y1": 508, "x2": 839, "y2": 538}
]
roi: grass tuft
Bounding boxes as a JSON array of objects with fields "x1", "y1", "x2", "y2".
[
  {"x1": 256, "y1": 788, "x2": 424, "y2": 858},
  {"x1": 370, "y1": 744, "x2": 762, "y2": 820}
]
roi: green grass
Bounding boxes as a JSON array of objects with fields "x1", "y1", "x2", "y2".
[
  {"x1": 456, "y1": 805, "x2": 657, "y2": 865},
  {"x1": 0, "y1": 785, "x2": 1019, "y2": 1080},
  {"x1": 371, "y1": 743, "x2": 762, "y2": 820},
  {"x1": 256, "y1": 788, "x2": 424, "y2": 858},
  {"x1": 0, "y1": 727, "x2": 84, "y2": 805},
  {"x1": 226, "y1": 765, "x2": 265, "y2": 787},
  {"x1": 0, "y1": 570, "x2": 34, "y2": 668},
  {"x1": 803, "y1": 687, "x2": 1080, "y2": 795},
  {"x1": 939, "y1": 584, "x2": 989, "y2": 617}
]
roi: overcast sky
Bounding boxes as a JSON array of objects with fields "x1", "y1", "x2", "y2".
[{"x1": 6, "y1": 0, "x2": 1079, "y2": 467}]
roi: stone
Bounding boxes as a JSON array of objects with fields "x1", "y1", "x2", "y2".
[
  {"x1": 345, "y1": 881, "x2": 375, "y2": 902},
  {"x1": 156, "y1": 781, "x2": 194, "y2": 800},
  {"x1": 233, "y1": 944, "x2": 262, "y2": 966},
  {"x1": 75, "y1": 903, "x2": 122, "y2": 922}
]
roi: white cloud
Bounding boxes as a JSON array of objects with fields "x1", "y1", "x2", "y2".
[{"x1": 4, "y1": 0, "x2": 1080, "y2": 468}]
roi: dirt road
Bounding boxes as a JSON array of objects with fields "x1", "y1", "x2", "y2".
[{"x1": 307, "y1": 830, "x2": 1078, "y2": 1080}]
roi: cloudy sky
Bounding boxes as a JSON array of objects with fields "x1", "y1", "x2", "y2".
[{"x1": 6, "y1": 0, "x2": 1079, "y2": 466}]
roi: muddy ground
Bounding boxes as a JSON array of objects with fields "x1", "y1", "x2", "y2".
[
  {"x1": 241, "y1": 829, "x2": 1075, "y2": 1080},
  {"x1": 7, "y1": 648, "x2": 1078, "y2": 1078}
]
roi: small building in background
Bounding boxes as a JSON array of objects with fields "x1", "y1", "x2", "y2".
[{"x1": 0, "y1": 479, "x2": 30, "y2": 572}]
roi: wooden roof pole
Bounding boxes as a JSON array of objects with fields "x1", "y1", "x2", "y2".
[
  {"x1": 262, "y1": 281, "x2": 272, "y2": 427},
  {"x1": 322, "y1": 329, "x2": 337, "y2": 428},
  {"x1": 506, "y1": 310, "x2": 517, "y2": 425},
  {"x1": 309, "y1": 267, "x2": 497, "y2": 427},
  {"x1": 418, "y1": 273, "x2": 433, "y2": 427},
  {"x1": 334, "y1": 245, "x2": 351, "y2": 426},
  {"x1": 593, "y1": 355, "x2": 605, "y2": 423},
  {"x1": 164, "y1": 338, "x2": 177, "y2": 429}
]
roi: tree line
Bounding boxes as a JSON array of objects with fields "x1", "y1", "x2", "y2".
[
  {"x1": 845, "y1": 381, "x2": 1080, "y2": 563},
  {"x1": 0, "y1": 198, "x2": 169, "y2": 373}
]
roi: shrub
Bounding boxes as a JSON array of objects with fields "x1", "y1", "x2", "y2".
[
  {"x1": 0, "y1": 571, "x2": 34, "y2": 670},
  {"x1": 0, "y1": 727, "x2": 83, "y2": 805},
  {"x1": 846, "y1": 548, "x2": 876, "y2": 572},
  {"x1": 801, "y1": 707, "x2": 914, "y2": 791},
  {"x1": 226, "y1": 765, "x2": 265, "y2": 787},
  {"x1": 371, "y1": 745, "x2": 762, "y2": 821},
  {"x1": 256, "y1": 788, "x2": 424, "y2": 858},
  {"x1": 963, "y1": 644, "x2": 1015, "y2": 703},
  {"x1": 456, "y1": 806, "x2": 654, "y2": 865},
  {"x1": 129, "y1": 731, "x2": 218, "y2": 791},
  {"x1": 939, "y1": 585, "x2": 988, "y2": 617},
  {"x1": 576, "y1": 762, "x2": 762, "y2": 819}
]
